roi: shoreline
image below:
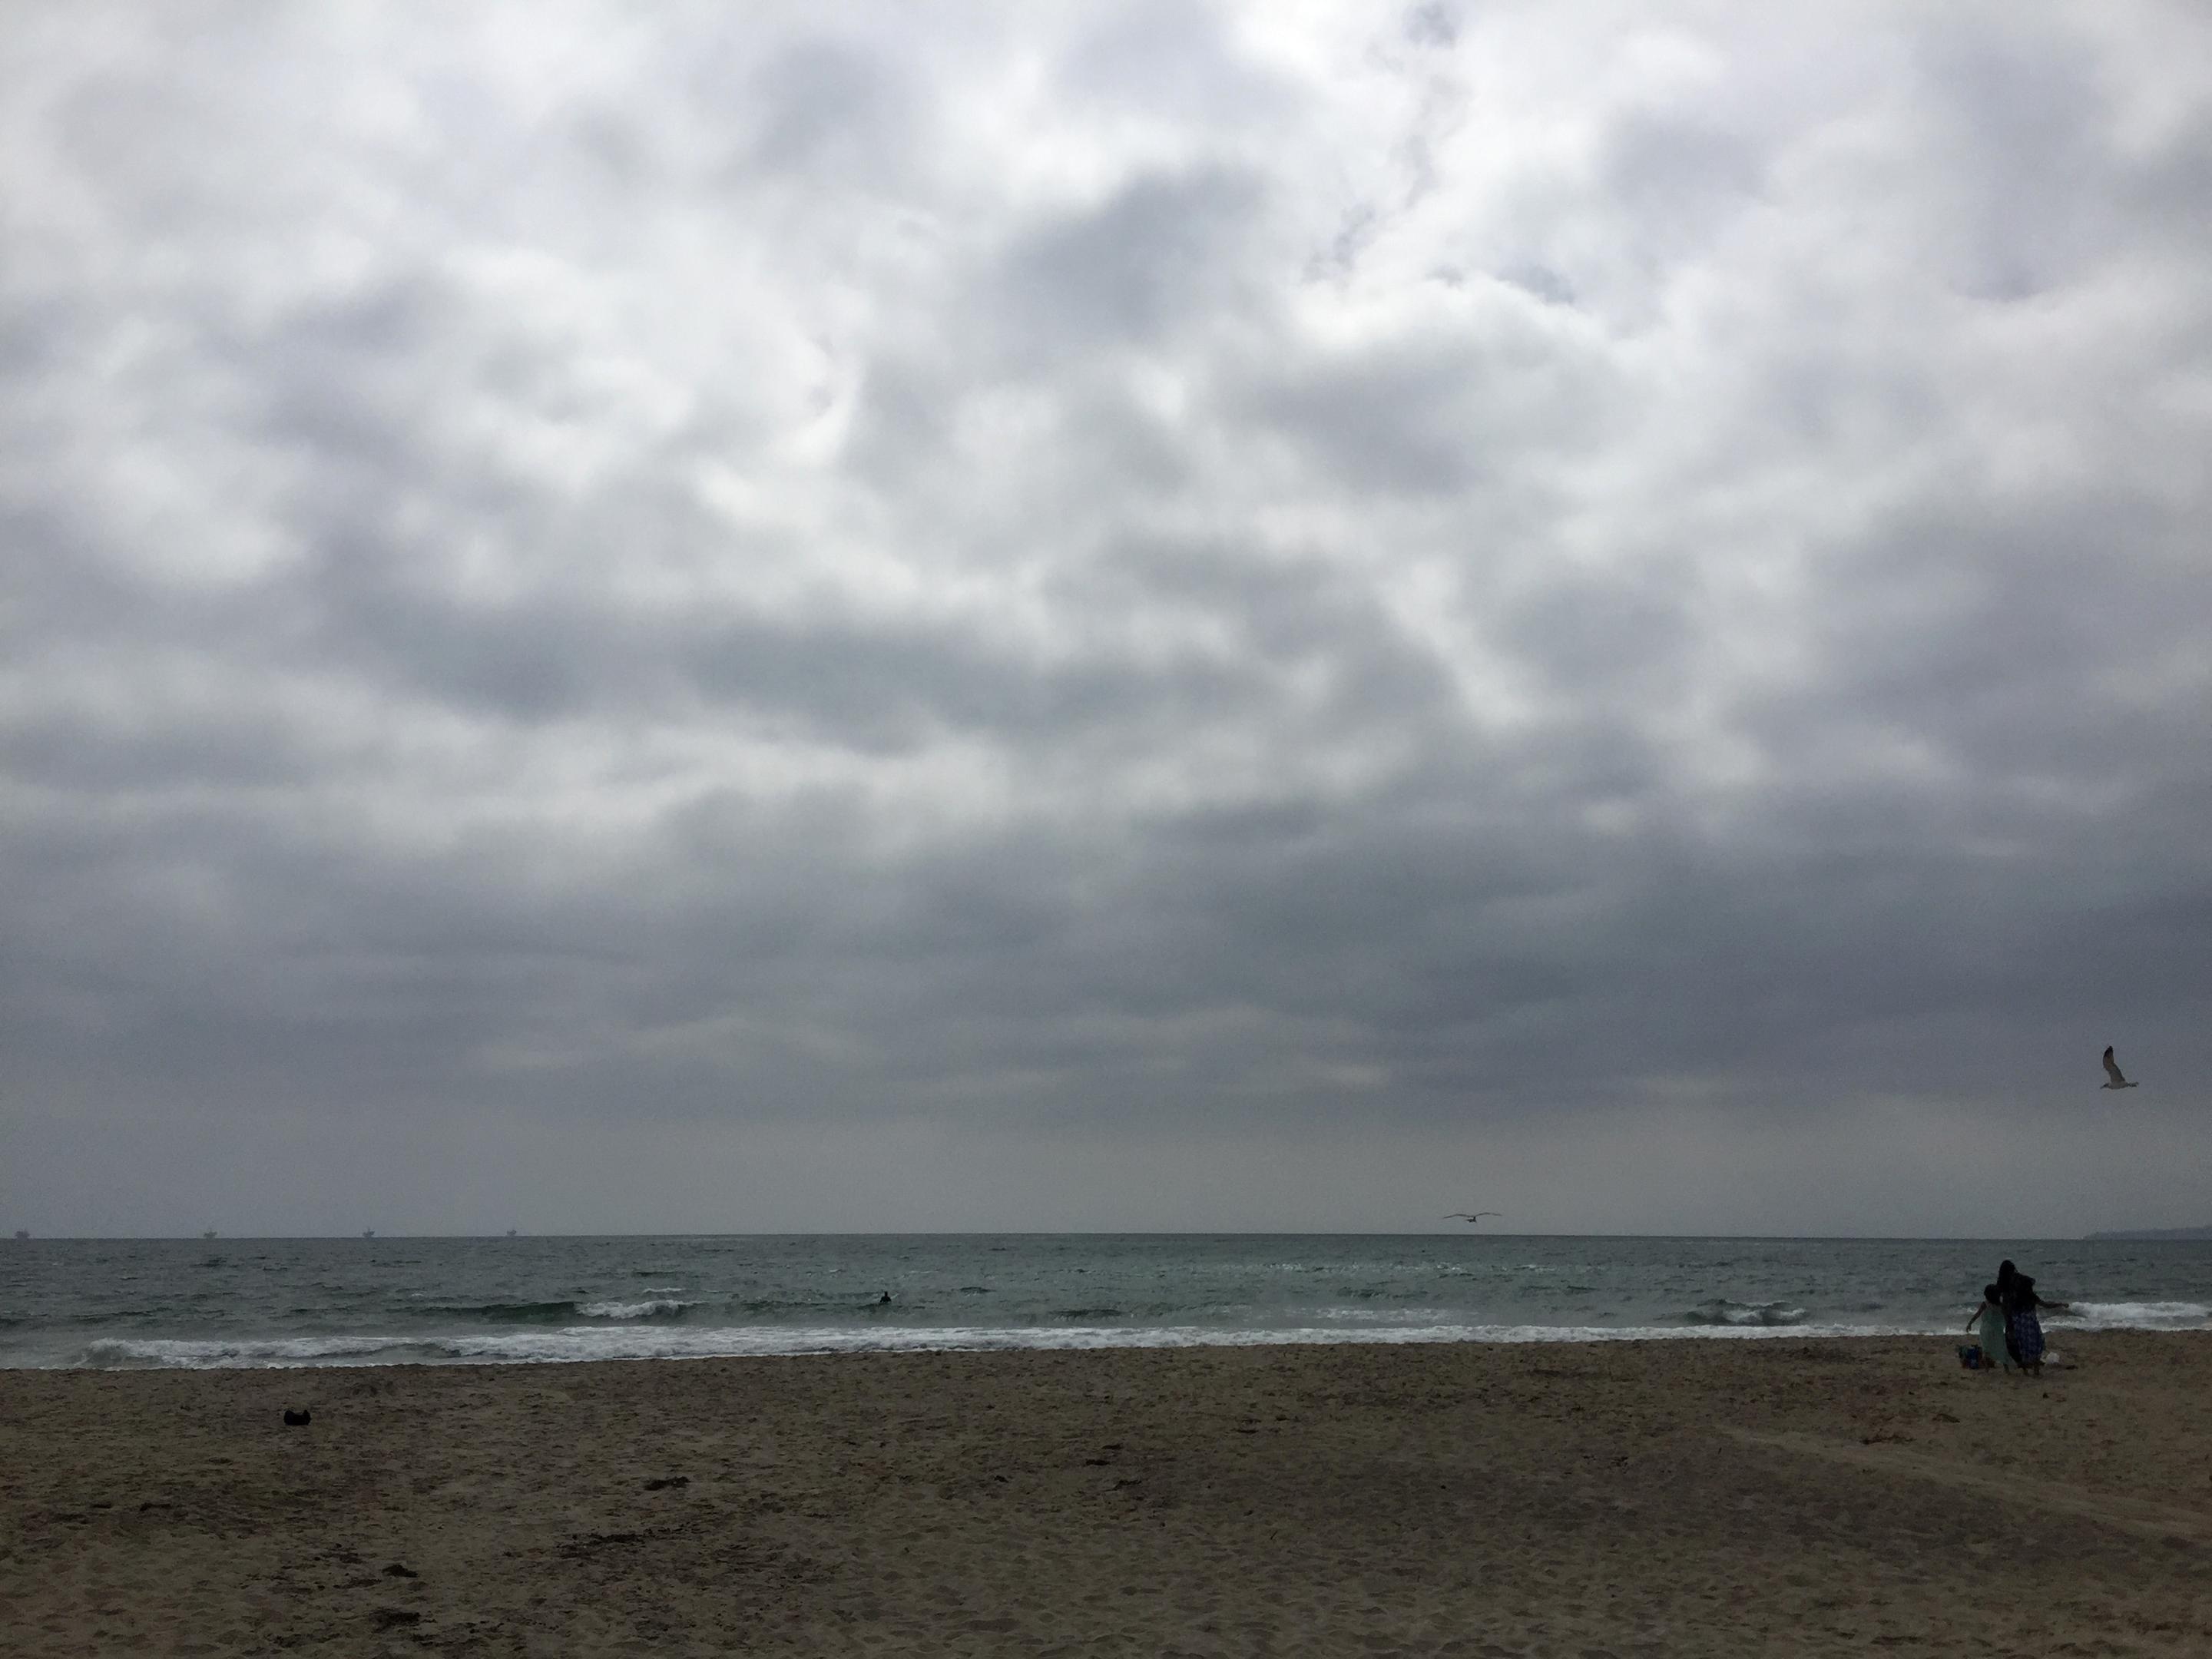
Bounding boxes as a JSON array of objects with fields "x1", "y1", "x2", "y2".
[
  {"x1": 16, "y1": 1311, "x2": 2200, "y2": 1373},
  {"x1": 8, "y1": 1331, "x2": 2210, "y2": 1654}
]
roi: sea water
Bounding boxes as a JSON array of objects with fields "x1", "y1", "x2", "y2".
[{"x1": 2, "y1": 1233, "x2": 2207, "y2": 1370}]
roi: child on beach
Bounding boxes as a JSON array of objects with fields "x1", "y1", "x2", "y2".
[{"x1": 1965, "y1": 1283, "x2": 2009, "y2": 1373}]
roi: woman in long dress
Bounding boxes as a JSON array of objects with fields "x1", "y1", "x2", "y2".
[{"x1": 1995, "y1": 1259, "x2": 2069, "y2": 1377}]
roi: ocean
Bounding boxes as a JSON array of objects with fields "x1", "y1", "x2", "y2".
[{"x1": 3, "y1": 1233, "x2": 2207, "y2": 1370}]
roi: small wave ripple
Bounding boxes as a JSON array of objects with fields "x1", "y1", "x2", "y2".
[{"x1": 415, "y1": 1300, "x2": 584, "y2": 1323}]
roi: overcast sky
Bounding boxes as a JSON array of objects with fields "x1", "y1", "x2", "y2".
[{"x1": 3, "y1": 3, "x2": 2208, "y2": 1237}]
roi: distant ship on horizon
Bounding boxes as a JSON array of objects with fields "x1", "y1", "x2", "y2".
[
  {"x1": 202, "y1": 1230, "x2": 217, "y2": 1240},
  {"x1": 12, "y1": 1229, "x2": 25, "y2": 1240},
  {"x1": 361, "y1": 1228, "x2": 376, "y2": 1240}
]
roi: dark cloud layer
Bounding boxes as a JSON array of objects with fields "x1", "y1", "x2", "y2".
[{"x1": 4, "y1": 4, "x2": 2209, "y2": 1235}]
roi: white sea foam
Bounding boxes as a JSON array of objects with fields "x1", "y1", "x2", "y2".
[
  {"x1": 2055, "y1": 1300, "x2": 2211, "y2": 1331},
  {"x1": 1314, "y1": 1306, "x2": 1454, "y2": 1323},
  {"x1": 78, "y1": 1334, "x2": 448, "y2": 1368},
  {"x1": 61, "y1": 1317, "x2": 1918, "y2": 1369}
]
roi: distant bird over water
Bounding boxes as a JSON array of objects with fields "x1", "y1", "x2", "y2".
[
  {"x1": 1443, "y1": 1211, "x2": 1502, "y2": 1224},
  {"x1": 2101, "y1": 1046, "x2": 2139, "y2": 1090}
]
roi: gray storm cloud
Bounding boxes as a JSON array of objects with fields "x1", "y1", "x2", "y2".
[{"x1": 2, "y1": 3, "x2": 2208, "y2": 1236}]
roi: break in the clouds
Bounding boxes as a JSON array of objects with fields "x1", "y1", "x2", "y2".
[{"x1": 3, "y1": 3, "x2": 2210, "y2": 1236}]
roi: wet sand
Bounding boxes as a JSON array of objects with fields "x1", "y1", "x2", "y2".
[{"x1": 5, "y1": 1333, "x2": 2210, "y2": 1656}]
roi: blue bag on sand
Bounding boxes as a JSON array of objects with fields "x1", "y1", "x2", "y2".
[{"x1": 1957, "y1": 1343, "x2": 1982, "y2": 1369}]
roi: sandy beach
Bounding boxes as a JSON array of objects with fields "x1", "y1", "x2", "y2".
[{"x1": 5, "y1": 1333, "x2": 2210, "y2": 1656}]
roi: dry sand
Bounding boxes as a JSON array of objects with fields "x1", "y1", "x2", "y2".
[{"x1": 5, "y1": 1333, "x2": 2210, "y2": 1657}]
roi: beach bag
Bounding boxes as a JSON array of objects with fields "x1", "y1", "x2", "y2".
[{"x1": 1956, "y1": 1343, "x2": 1984, "y2": 1370}]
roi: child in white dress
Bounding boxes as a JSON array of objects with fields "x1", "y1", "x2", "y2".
[{"x1": 1965, "y1": 1283, "x2": 2009, "y2": 1372}]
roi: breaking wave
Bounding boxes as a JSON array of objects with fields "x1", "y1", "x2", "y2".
[
  {"x1": 1682, "y1": 1299, "x2": 1806, "y2": 1328},
  {"x1": 577, "y1": 1299, "x2": 694, "y2": 1321}
]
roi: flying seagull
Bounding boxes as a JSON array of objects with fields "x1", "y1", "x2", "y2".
[
  {"x1": 2101, "y1": 1046, "x2": 2138, "y2": 1090},
  {"x1": 1442, "y1": 1211, "x2": 1502, "y2": 1224}
]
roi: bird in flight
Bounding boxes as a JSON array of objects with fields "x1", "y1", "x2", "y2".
[
  {"x1": 2101, "y1": 1046, "x2": 2138, "y2": 1090},
  {"x1": 1442, "y1": 1211, "x2": 1502, "y2": 1224}
]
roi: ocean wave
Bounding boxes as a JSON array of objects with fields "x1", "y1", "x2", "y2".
[
  {"x1": 578, "y1": 1299, "x2": 694, "y2": 1321},
  {"x1": 414, "y1": 1300, "x2": 584, "y2": 1323},
  {"x1": 739, "y1": 1296, "x2": 882, "y2": 1316},
  {"x1": 1681, "y1": 1299, "x2": 1806, "y2": 1328},
  {"x1": 2055, "y1": 1300, "x2": 2211, "y2": 1331}
]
